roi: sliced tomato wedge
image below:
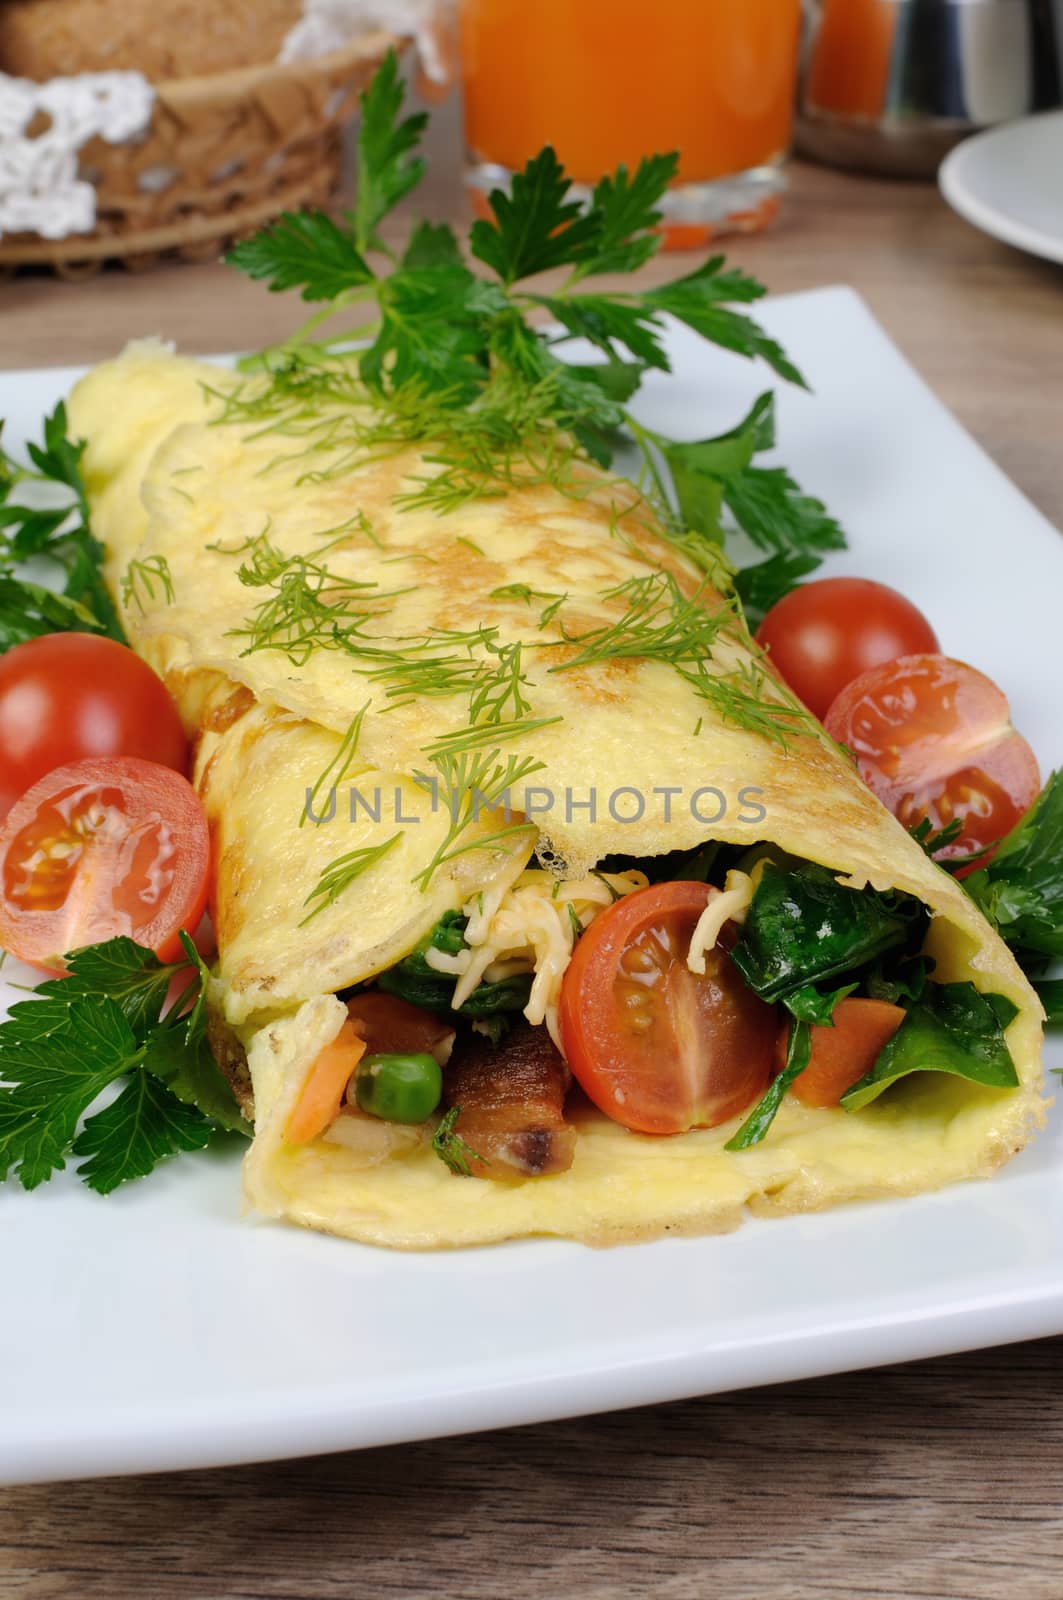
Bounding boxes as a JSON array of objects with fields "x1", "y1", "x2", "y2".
[
  {"x1": 558, "y1": 881, "x2": 777, "y2": 1135},
  {"x1": 783, "y1": 997, "x2": 906, "y2": 1108},
  {"x1": 0, "y1": 756, "x2": 210, "y2": 971},
  {"x1": 823, "y1": 654, "x2": 1040, "y2": 874}
]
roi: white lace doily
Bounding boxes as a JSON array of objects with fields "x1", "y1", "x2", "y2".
[
  {"x1": 0, "y1": 72, "x2": 154, "y2": 240},
  {"x1": 280, "y1": 0, "x2": 449, "y2": 83}
]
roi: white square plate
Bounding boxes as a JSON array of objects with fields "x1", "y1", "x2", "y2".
[{"x1": 2, "y1": 287, "x2": 1061, "y2": 1487}]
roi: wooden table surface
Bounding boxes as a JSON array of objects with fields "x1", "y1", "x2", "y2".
[{"x1": 2, "y1": 154, "x2": 1063, "y2": 1599}]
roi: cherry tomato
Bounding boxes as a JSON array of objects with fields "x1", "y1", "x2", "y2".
[
  {"x1": 0, "y1": 756, "x2": 210, "y2": 971},
  {"x1": 0, "y1": 634, "x2": 188, "y2": 819},
  {"x1": 558, "y1": 881, "x2": 777, "y2": 1135},
  {"x1": 824, "y1": 654, "x2": 1041, "y2": 874},
  {"x1": 782, "y1": 998, "x2": 906, "y2": 1108},
  {"x1": 756, "y1": 578, "x2": 940, "y2": 720}
]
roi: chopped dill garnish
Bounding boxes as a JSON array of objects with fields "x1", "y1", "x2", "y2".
[
  {"x1": 423, "y1": 714, "x2": 563, "y2": 761},
  {"x1": 545, "y1": 570, "x2": 812, "y2": 748},
  {"x1": 591, "y1": 871, "x2": 623, "y2": 902},
  {"x1": 676, "y1": 657, "x2": 812, "y2": 748},
  {"x1": 549, "y1": 572, "x2": 734, "y2": 672},
  {"x1": 300, "y1": 833, "x2": 402, "y2": 924},
  {"x1": 219, "y1": 526, "x2": 411, "y2": 665},
  {"x1": 301, "y1": 702, "x2": 370, "y2": 828},
  {"x1": 538, "y1": 594, "x2": 567, "y2": 627},
  {"x1": 411, "y1": 746, "x2": 540, "y2": 891},
  {"x1": 223, "y1": 52, "x2": 845, "y2": 619},
  {"x1": 456, "y1": 535, "x2": 485, "y2": 556},
  {"x1": 467, "y1": 639, "x2": 533, "y2": 723},
  {"x1": 431, "y1": 1105, "x2": 482, "y2": 1176},
  {"x1": 489, "y1": 583, "x2": 570, "y2": 630},
  {"x1": 121, "y1": 555, "x2": 174, "y2": 615}
]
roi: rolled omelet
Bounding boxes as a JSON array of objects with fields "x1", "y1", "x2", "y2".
[{"x1": 67, "y1": 342, "x2": 1046, "y2": 1249}]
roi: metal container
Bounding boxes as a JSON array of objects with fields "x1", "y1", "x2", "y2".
[{"x1": 797, "y1": 0, "x2": 1061, "y2": 177}]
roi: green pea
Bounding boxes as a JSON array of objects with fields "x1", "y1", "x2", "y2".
[{"x1": 354, "y1": 1052, "x2": 443, "y2": 1125}]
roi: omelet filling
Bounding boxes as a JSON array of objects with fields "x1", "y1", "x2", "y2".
[
  {"x1": 66, "y1": 344, "x2": 1045, "y2": 1248},
  {"x1": 284, "y1": 840, "x2": 1025, "y2": 1189}
]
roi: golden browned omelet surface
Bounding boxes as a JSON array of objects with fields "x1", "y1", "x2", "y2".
[{"x1": 68, "y1": 343, "x2": 1046, "y2": 1249}]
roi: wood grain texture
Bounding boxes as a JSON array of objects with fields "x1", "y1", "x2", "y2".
[
  {"x1": 2, "y1": 125, "x2": 1063, "y2": 1598},
  {"x1": 2, "y1": 158, "x2": 1061, "y2": 524},
  {"x1": 3, "y1": 1340, "x2": 1063, "y2": 1599}
]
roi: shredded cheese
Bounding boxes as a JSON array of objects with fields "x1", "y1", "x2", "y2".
[
  {"x1": 422, "y1": 946, "x2": 470, "y2": 977},
  {"x1": 685, "y1": 862, "x2": 770, "y2": 974},
  {"x1": 446, "y1": 868, "x2": 648, "y2": 1046}
]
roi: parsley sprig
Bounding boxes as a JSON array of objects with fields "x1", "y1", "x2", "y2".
[
  {"x1": 228, "y1": 51, "x2": 844, "y2": 584},
  {"x1": 965, "y1": 771, "x2": 1063, "y2": 989},
  {"x1": 0, "y1": 935, "x2": 249, "y2": 1194},
  {"x1": 0, "y1": 403, "x2": 125, "y2": 650}
]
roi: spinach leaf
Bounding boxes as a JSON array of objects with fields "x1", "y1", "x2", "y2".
[
  {"x1": 863, "y1": 953, "x2": 933, "y2": 1007},
  {"x1": 377, "y1": 911, "x2": 532, "y2": 1017},
  {"x1": 730, "y1": 861, "x2": 924, "y2": 1002},
  {"x1": 725, "y1": 1018, "x2": 812, "y2": 1150},
  {"x1": 840, "y1": 982, "x2": 1019, "y2": 1113},
  {"x1": 782, "y1": 982, "x2": 857, "y2": 1026}
]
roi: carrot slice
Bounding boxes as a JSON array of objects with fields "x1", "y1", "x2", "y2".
[
  {"x1": 781, "y1": 998, "x2": 906, "y2": 1109},
  {"x1": 286, "y1": 1019, "x2": 366, "y2": 1145}
]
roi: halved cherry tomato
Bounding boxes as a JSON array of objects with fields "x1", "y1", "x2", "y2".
[
  {"x1": 756, "y1": 578, "x2": 940, "y2": 720},
  {"x1": 558, "y1": 881, "x2": 777, "y2": 1135},
  {"x1": 0, "y1": 756, "x2": 209, "y2": 971},
  {"x1": 823, "y1": 654, "x2": 1040, "y2": 874},
  {"x1": 0, "y1": 634, "x2": 188, "y2": 820},
  {"x1": 782, "y1": 998, "x2": 906, "y2": 1108}
]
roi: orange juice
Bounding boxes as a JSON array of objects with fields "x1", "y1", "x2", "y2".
[
  {"x1": 459, "y1": 0, "x2": 801, "y2": 187},
  {"x1": 804, "y1": 0, "x2": 896, "y2": 119}
]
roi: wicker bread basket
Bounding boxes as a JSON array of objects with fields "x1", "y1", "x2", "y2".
[{"x1": 0, "y1": 28, "x2": 399, "y2": 277}]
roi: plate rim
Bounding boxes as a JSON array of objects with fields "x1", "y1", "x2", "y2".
[
  {"x1": 6, "y1": 1276, "x2": 1063, "y2": 1486},
  {"x1": 2, "y1": 285, "x2": 1062, "y2": 1487},
  {"x1": 939, "y1": 110, "x2": 1063, "y2": 266}
]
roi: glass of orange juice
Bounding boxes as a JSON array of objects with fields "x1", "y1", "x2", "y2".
[{"x1": 458, "y1": 0, "x2": 803, "y2": 246}]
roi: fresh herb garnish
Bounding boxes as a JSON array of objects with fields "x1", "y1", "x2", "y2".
[
  {"x1": 431, "y1": 1104, "x2": 483, "y2": 1177},
  {"x1": 300, "y1": 833, "x2": 402, "y2": 924},
  {"x1": 301, "y1": 702, "x2": 371, "y2": 828},
  {"x1": 964, "y1": 771, "x2": 1063, "y2": 968},
  {"x1": 411, "y1": 746, "x2": 539, "y2": 892},
  {"x1": 733, "y1": 551, "x2": 822, "y2": 630},
  {"x1": 547, "y1": 570, "x2": 812, "y2": 747},
  {"x1": 222, "y1": 524, "x2": 408, "y2": 664},
  {"x1": 0, "y1": 403, "x2": 125, "y2": 649},
  {"x1": 0, "y1": 935, "x2": 248, "y2": 1194},
  {"x1": 227, "y1": 50, "x2": 843, "y2": 587},
  {"x1": 1036, "y1": 980, "x2": 1063, "y2": 1028},
  {"x1": 121, "y1": 554, "x2": 175, "y2": 615}
]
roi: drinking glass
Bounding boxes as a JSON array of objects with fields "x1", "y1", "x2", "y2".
[{"x1": 458, "y1": 0, "x2": 803, "y2": 246}]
